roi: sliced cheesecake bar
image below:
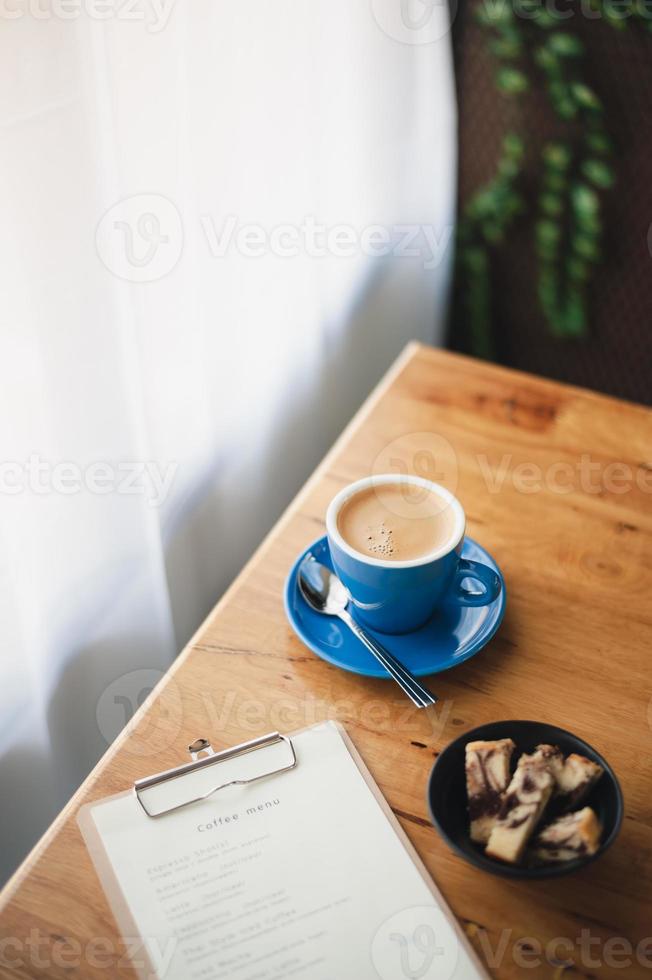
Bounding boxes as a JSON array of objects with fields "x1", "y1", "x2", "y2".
[
  {"x1": 465, "y1": 738, "x2": 515, "y2": 844},
  {"x1": 530, "y1": 807, "x2": 602, "y2": 864},
  {"x1": 534, "y1": 744, "x2": 603, "y2": 809},
  {"x1": 532, "y1": 744, "x2": 564, "y2": 781},
  {"x1": 555, "y1": 753, "x2": 603, "y2": 809},
  {"x1": 485, "y1": 752, "x2": 555, "y2": 864}
]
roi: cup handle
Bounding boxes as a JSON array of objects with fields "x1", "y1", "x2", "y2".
[{"x1": 450, "y1": 558, "x2": 502, "y2": 607}]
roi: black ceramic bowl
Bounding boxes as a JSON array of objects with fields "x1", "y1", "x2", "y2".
[{"x1": 427, "y1": 720, "x2": 623, "y2": 879}]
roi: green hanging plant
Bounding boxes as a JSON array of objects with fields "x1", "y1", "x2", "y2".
[
  {"x1": 457, "y1": 134, "x2": 526, "y2": 358},
  {"x1": 456, "y1": 0, "x2": 643, "y2": 355}
]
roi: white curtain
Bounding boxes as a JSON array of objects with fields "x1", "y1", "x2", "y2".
[{"x1": 0, "y1": 0, "x2": 456, "y2": 881}]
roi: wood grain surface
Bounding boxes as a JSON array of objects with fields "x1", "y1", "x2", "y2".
[{"x1": 1, "y1": 343, "x2": 651, "y2": 979}]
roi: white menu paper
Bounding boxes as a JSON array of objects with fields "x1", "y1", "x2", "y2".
[{"x1": 79, "y1": 721, "x2": 486, "y2": 980}]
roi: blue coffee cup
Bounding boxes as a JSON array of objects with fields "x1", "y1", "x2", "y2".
[{"x1": 326, "y1": 475, "x2": 501, "y2": 634}]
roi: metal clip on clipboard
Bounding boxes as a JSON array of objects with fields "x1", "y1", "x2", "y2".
[{"x1": 133, "y1": 732, "x2": 297, "y2": 818}]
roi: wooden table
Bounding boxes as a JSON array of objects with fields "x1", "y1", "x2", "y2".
[{"x1": 2, "y1": 344, "x2": 651, "y2": 979}]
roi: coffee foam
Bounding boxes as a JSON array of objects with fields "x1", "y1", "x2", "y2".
[
  {"x1": 336, "y1": 482, "x2": 457, "y2": 562},
  {"x1": 365, "y1": 520, "x2": 395, "y2": 558}
]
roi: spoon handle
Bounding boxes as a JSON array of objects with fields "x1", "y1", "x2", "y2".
[{"x1": 338, "y1": 609, "x2": 437, "y2": 708}]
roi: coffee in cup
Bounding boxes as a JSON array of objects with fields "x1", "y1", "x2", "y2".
[
  {"x1": 326, "y1": 475, "x2": 502, "y2": 633},
  {"x1": 336, "y1": 481, "x2": 457, "y2": 562}
]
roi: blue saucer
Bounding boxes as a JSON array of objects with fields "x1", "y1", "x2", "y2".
[{"x1": 284, "y1": 535, "x2": 506, "y2": 678}]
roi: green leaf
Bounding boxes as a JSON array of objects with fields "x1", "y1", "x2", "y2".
[
  {"x1": 490, "y1": 36, "x2": 523, "y2": 58},
  {"x1": 552, "y1": 95, "x2": 578, "y2": 120},
  {"x1": 536, "y1": 220, "x2": 561, "y2": 245},
  {"x1": 466, "y1": 190, "x2": 496, "y2": 220},
  {"x1": 503, "y1": 133, "x2": 525, "y2": 159},
  {"x1": 543, "y1": 143, "x2": 572, "y2": 171},
  {"x1": 476, "y1": 1, "x2": 514, "y2": 26},
  {"x1": 539, "y1": 193, "x2": 563, "y2": 217},
  {"x1": 566, "y1": 256, "x2": 590, "y2": 281},
  {"x1": 538, "y1": 280, "x2": 557, "y2": 308},
  {"x1": 547, "y1": 83, "x2": 578, "y2": 119},
  {"x1": 575, "y1": 209, "x2": 602, "y2": 234},
  {"x1": 534, "y1": 46, "x2": 559, "y2": 72},
  {"x1": 563, "y1": 292, "x2": 588, "y2": 338},
  {"x1": 536, "y1": 220, "x2": 561, "y2": 259},
  {"x1": 532, "y1": 10, "x2": 558, "y2": 27},
  {"x1": 548, "y1": 32, "x2": 585, "y2": 56},
  {"x1": 496, "y1": 67, "x2": 529, "y2": 94},
  {"x1": 544, "y1": 172, "x2": 567, "y2": 192},
  {"x1": 548, "y1": 79, "x2": 567, "y2": 100},
  {"x1": 571, "y1": 183, "x2": 599, "y2": 216},
  {"x1": 570, "y1": 83, "x2": 602, "y2": 110},
  {"x1": 582, "y1": 159, "x2": 616, "y2": 188},
  {"x1": 602, "y1": 0, "x2": 630, "y2": 29},
  {"x1": 479, "y1": 188, "x2": 501, "y2": 214},
  {"x1": 585, "y1": 131, "x2": 614, "y2": 155},
  {"x1": 538, "y1": 269, "x2": 557, "y2": 292},
  {"x1": 498, "y1": 158, "x2": 520, "y2": 179},
  {"x1": 572, "y1": 234, "x2": 600, "y2": 261},
  {"x1": 538, "y1": 272, "x2": 561, "y2": 330},
  {"x1": 462, "y1": 247, "x2": 488, "y2": 274},
  {"x1": 482, "y1": 223, "x2": 505, "y2": 244}
]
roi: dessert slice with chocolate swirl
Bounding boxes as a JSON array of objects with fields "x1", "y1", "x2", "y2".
[
  {"x1": 533, "y1": 744, "x2": 603, "y2": 810},
  {"x1": 465, "y1": 738, "x2": 515, "y2": 844},
  {"x1": 554, "y1": 753, "x2": 604, "y2": 810},
  {"x1": 485, "y1": 751, "x2": 555, "y2": 864},
  {"x1": 530, "y1": 807, "x2": 602, "y2": 864},
  {"x1": 532, "y1": 744, "x2": 564, "y2": 781}
]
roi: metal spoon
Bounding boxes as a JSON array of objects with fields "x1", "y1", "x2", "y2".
[{"x1": 298, "y1": 555, "x2": 437, "y2": 708}]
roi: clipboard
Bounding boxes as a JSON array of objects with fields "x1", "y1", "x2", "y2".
[
  {"x1": 79, "y1": 722, "x2": 489, "y2": 980},
  {"x1": 133, "y1": 731, "x2": 297, "y2": 817}
]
